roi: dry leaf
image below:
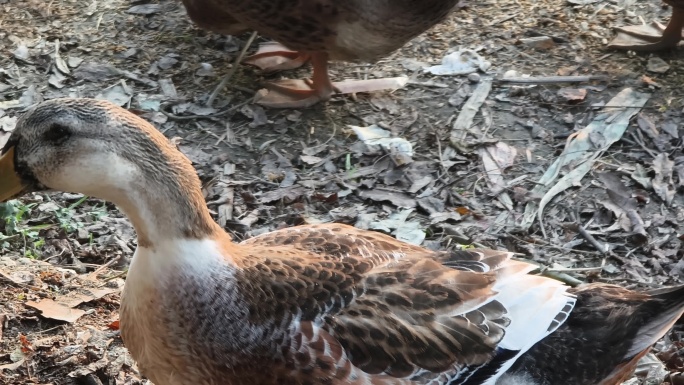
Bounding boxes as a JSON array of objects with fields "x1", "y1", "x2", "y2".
[
  {"x1": 653, "y1": 153, "x2": 675, "y2": 205},
  {"x1": 25, "y1": 287, "x2": 117, "y2": 323},
  {"x1": 107, "y1": 320, "x2": 120, "y2": 330},
  {"x1": 19, "y1": 334, "x2": 33, "y2": 353}
]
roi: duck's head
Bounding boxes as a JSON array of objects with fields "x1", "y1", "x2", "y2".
[
  {"x1": 0, "y1": 98, "x2": 219, "y2": 247},
  {"x1": 0, "y1": 98, "x2": 154, "y2": 200}
]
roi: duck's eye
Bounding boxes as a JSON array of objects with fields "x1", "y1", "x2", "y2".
[{"x1": 43, "y1": 124, "x2": 70, "y2": 143}]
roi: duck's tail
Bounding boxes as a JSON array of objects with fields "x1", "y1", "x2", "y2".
[
  {"x1": 504, "y1": 283, "x2": 684, "y2": 385},
  {"x1": 594, "y1": 284, "x2": 684, "y2": 385},
  {"x1": 624, "y1": 284, "x2": 684, "y2": 359}
]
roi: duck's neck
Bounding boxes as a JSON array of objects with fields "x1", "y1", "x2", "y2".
[
  {"x1": 103, "y1": 160, "x2": 224, "y2": 249},
  {"x1": 121, "y1": 185, "x2": 222, "y2": 248}
]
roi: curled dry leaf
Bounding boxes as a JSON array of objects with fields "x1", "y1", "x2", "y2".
[
  {"x1": 19, "y1": 334, "x2": 33, "y2": 354},
  {"x1": 597, "y1": 172, "x2": 649, "y2": 245},
  {"x1": 652, "y1": 153, "x2": 675, "y2": 205}
]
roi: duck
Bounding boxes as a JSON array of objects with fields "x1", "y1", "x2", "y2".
[
  {"x1": 609, "y1": 0, "x2": 684, "y2": 51},
  {"x1": 179, "y1": 0, "x2": 460, "y2": 108},
  {"x1": 1, "y1": 98, "x2": 684, "y2": 385}
]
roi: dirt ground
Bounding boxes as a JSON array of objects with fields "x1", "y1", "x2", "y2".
[{"x1": 0, "y1": 0, "x2": 683, "y2": 384}]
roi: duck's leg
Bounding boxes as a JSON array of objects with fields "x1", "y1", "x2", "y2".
[
  {"x1": 242, "y1": 41, "x2": 311, "y2": 73},
  {"x1": 255, "y1": 52, "x2": 408, "y2": 109},
  {"x1": 608, "y1": 7, "x2": 684, "y2": 51}
]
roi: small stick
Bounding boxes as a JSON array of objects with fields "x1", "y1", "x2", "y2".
[
  {"x1": 575, "y1": 224, "x2": 608, "y2": 253},
  {"x1": 570, "y1": 222, "x2": 629, "y2": 265},
  {"x1": 160, "y1": 97, "x2": 255, "y2": 121},
  {"x1": 206, "y1": 31, "x2": 259, "y2": 107},
  {"x1": 86, "y1": 254, "x2": 122, "y2": 281},
  {"x1": 497, "y1": 75, "x2": 608, "y2": 84}
]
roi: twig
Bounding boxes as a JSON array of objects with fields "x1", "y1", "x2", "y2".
[
  {"x1": 567, "y1": 222, "x2": 630, "y2": 265},
  {"x1": 629, "y1": 131, "x2": 658, "y2": 158},
  {"x1": 86, "y1": 254, "x2": 122, "y2": 281},
  {"x1": 546, "y1": 265, "x2": 604, "y2": 273},
  {"x1": 486, "y1": 13, "x2": 520, "y2": 26},
  {"x1": 98, "y1": 269, "x2": 128, "y2": 287},
  {"x1": 505, "y1": 233, "x2": 602, "y2": 256},
  {"x1": 573, "y1": 223, "x2": 608, "y2": 253},
  {"x1": 160, "y1": 97, "x2": 255, "y2": 121},
  {"x1": 537, "y1": 269, "x2": 584, "y2": 287},
  {"x1": 206, "y1": 31, "x2": 258, "y2": 107},
  {"x1": 513, "y1": 258, "x2": 584, "y2": 287},
  {"x1": 497, "y1": 75, "x2": 608, "y2": 84}
]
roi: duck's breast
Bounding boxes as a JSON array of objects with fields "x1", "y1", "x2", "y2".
[
  {"x1": 329, "y1": 0, "x2": 460, "y2": 62},
  {"x1": 120, "y1": 239, "x2": 245, "y2": 385}
]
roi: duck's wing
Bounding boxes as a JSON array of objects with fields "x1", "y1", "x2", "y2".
[
  {"x1": 240, "y1": 223, "x2": 427, "y2": 265},
  {"x1": 238, "y1": 224, "x2": 575, "y2": 384}
]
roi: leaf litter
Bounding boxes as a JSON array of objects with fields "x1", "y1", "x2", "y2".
[{"x1": 0, "y1": 0, "x2": 683, "y2": 384}]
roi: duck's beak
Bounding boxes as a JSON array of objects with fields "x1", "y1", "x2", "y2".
[{"x1": 0, "y1": 147, "x2": 26, "y2": 202}]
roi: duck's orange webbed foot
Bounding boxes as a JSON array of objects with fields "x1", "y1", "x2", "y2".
[
  {"x1": 608, "y1": 8, "x2": 684, "y2": 51},
  {"x1": 243, "y1": 42, "x2": 311, "y2": 73}
]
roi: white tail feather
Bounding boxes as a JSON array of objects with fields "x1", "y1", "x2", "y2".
[{"x1": 481, "y1": 260, "x2": 576, "y2": 385}]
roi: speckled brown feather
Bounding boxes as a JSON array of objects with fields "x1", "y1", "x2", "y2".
[
  {"x1": 120, "y1": 224, "x2": 528, "y2": 385},
  {"x1": 233, "y1": 225, "x2": 517, "y2": 380},
  {"x1": 180, "y1": 0, "x2": 461, "y2": 62}
]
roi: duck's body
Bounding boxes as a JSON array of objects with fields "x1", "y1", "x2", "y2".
[
  {"x1": 1, "y1": 98, "x2": 684, "y2": 385},
  {"x1": 609, "y1": 0, "x2": 684, "y2": 51},
  {"x1": 122, "y1": 226, "x2": 684, "y2": 385},
  {"x1": 121, "y1": 222, "x2": 566, "y2": 385},
  {"x1": 183, "y1": 0, "x2": 456, "y2": 62},
  {"x1": 180, "y1": 0, "x2": 459, "y2": 107}
]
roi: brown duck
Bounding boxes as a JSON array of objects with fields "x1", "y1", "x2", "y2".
[
  {"x1": 609, "y1": 0, "x2": 684, "y2": 50},
  {"x1": 1, "y1": 98, "x2": 684, "y2": 385},
  {"x1": 180, "y1": 0, "x2": 461, "y2": 108}
]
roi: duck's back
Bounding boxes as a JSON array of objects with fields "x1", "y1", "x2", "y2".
[{"x1": 182, "y1": 0, "x2": 460, "y2": 61}]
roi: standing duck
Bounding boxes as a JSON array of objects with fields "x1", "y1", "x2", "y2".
[
  {"x1": 609, "y1": 0, "x2": 684, "y2": 50},
  {"x1": 180, "y1": 0, "x2": 460, "y2": 108},
  {"x1": 1, "y1": 98, "x2": 684, "y2": 385}
]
